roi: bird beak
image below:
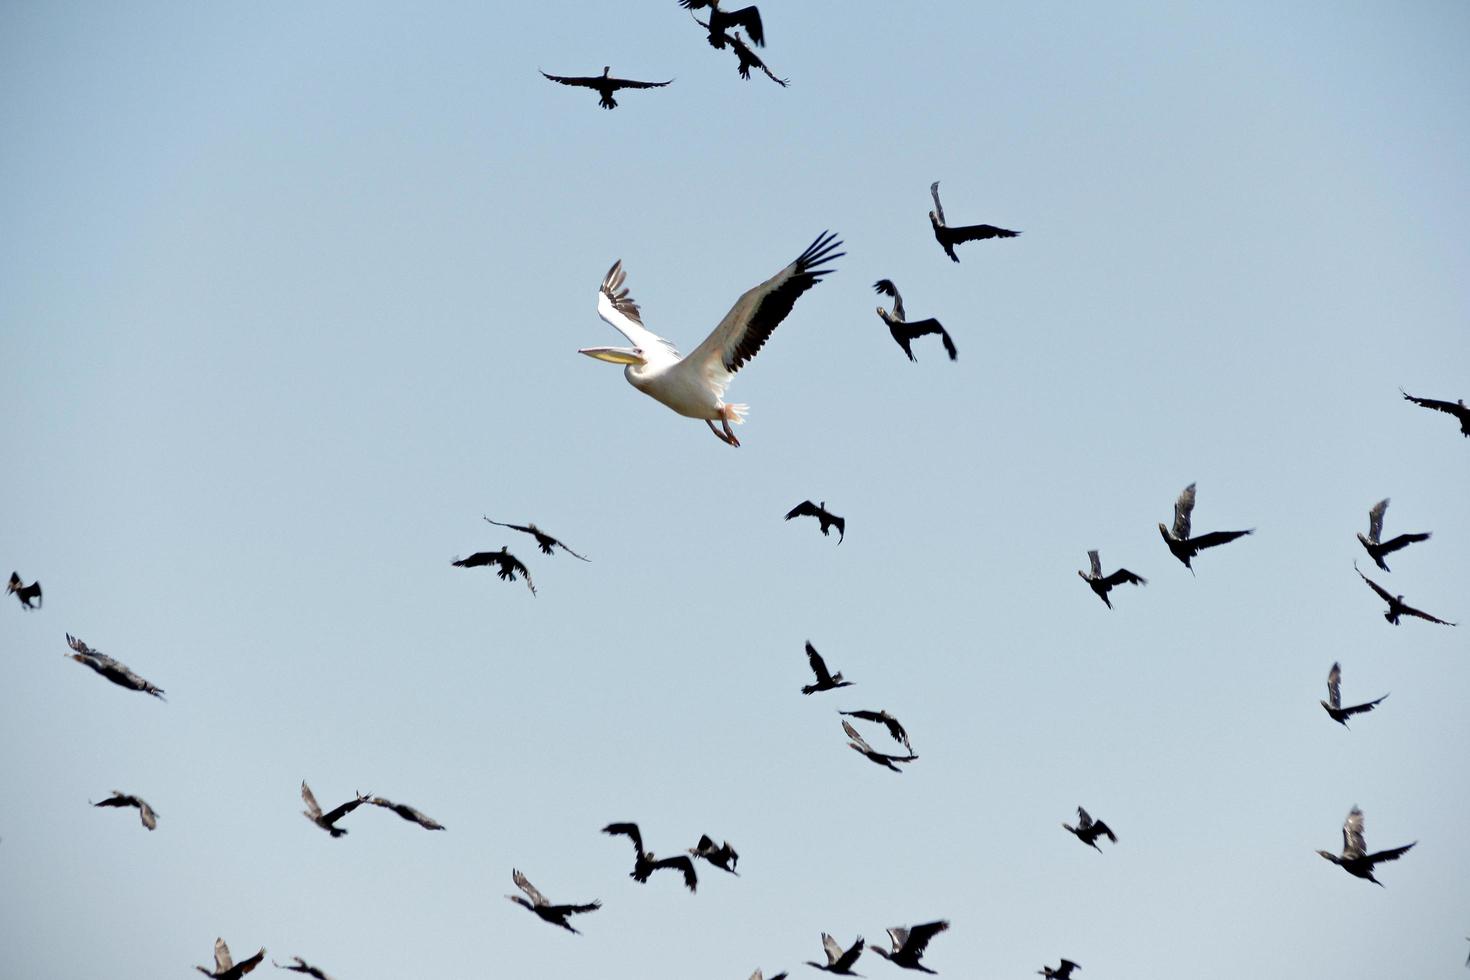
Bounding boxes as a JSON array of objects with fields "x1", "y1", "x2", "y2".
[{"x1": 578, "y1": 346, "x2": 645, "y2": 366}]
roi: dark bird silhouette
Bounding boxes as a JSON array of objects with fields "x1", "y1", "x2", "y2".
[
  {"x1": 1320, "y1": 662, "x2": 1387, "y2": 728},
  {"x1": 843, "y1": 720, "x2": 918, "y2": 773},
  {"x1": 272, "y1": 958, "x2": 333, "y2": 980},
  {"x1": 690, "y1": 15, "x2": 787, "y2": 84},
  {"x1": 452, "y1": 547, "x2": 536, "y2": 595},
  {"x1": 369, "y1": 796, "x2": 445, "y2": 830},
  {"x1": 64, "y1": 633, "x2": 165, "y2": 700},
  {"x1": 506, "y1": 868, "x2": 602, "y2": 934},
  {"x1": 1077, "y1": 550, "x2": 1146, "y2": 608},
  {"x1": 1357, "y1": 498, "x2": 1430, "y2": 572},
  {"x1": 785, "y1": 500, "x2": 844, "y2": 542},
  {"x1": 802, "y1": 641, "x2": 853, "y2": 695},
  {"x1": 869, "y1": 920, "x2": 949, "y2": 973},
  {"x1": 688, "y1": 834, "x2": 739, "y2": 875},
  {"x1": 602, "y1": 822, "x2": 699, "y2": 892},
  {"x1": 1158, "y1": 483, "x2": 1253, "y2": 573},
  {"x1": 1062, "y1": 807, "x2": 1117, "y2": 851},
  {"x1": 301, "y1": 781, "x2": 370, "y2": 838},
  {"x1": 1038, "y1": 959, "x2": 1081, "y2": 980},
  {"x1": 928, "y1": 181, "x2": 1020, "y2": 262},
  {"x1": 92, "y1": 791, "x2": 158, "y2": 830},
  {"x1": 197, "y1": 938, "x2": 266, "y2": 980},
  {"x1": 806, "y1": 934, "x2": 865, "y2": 975},
  {"x1": 7, "y1": 572, "x2": 41, "y2": 609},
  {"x1": 680, "y1": 0, "x2": 764, "y2": 49},
  {"x1": 839, "y1": 709, "x2": 911, "y2": 752},
  {"x1": 873, "y1": 280, "x2": 956, "y2": 361},
  {"x1": 1401, "y1": 388, "x2": 1470, "y2": 437},
  {"x1": 540, "y1": 67, "x2": 672, "y2": 110},
  {"x1": 1355, "y1": 562, "x2": 1455, "y2": 626},
  {"x1": 1317, "y1": 805, "x2": 1415, "y2": 886},
  {"x1": 482, "y1": 517, "x2": 589, "y2": 560}
]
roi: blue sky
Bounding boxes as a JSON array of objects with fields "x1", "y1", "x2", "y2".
[{"x1": 2, "y1": 2, "x2": 1467, "y2": 978}]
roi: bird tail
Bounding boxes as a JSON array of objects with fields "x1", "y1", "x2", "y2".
[{"x1": 725, "y1": 403, "x2": 748, "y2": 425}]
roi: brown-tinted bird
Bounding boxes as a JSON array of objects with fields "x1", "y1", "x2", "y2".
[
  {"x1": 802, "y1": 641, "x2": 853, "y2": 695},
  {"x1": 1038, "y1": 959, "x2": 1081, "y2": 980},
  {"x1": 1316, "y1": 805, "x2": 1414, "y2": 886},
  {"x1": 196, "y1": 938, "x2": 266, "y2": 980},
  {"x1": 1401, "y1": 388, "x2": 1470, "y2": 438},
  {"x1": 92, "y1": 791, "x2": 158, "y2": 830},
  {"x1": 272, "y1": 958, "x2": 333, "y2": 980},
  {"x1": 301, "y1": 781, "x2": 370, "y2": 838},
  {"x1": 839, "y1": 709, "x2": 911, "y2": 752},
  {"x1": 869, "y1": 920, "x2": 949, "y2": 973},
  {"x1": 65, "y1": 633, "x2": 165, "y2": 700},
  {"x1": 483, "y1": 517, "x2": 589, "y2": 560},
  {"x1": 785, "y1": 500, "x2": 844, "y2": 542},
  {"x1": 843, "y1": 720, "x2": 918, "y2": 773},
  {"x1": 369, "y1": 796, "x2": 445, "y2": 830},
  {"x1": 873, "y1": 280, "x2": 956, "y2": 362},
  {"x1": 7, "y1": 572, "x2": 41, "y2": 609},
  {"x1": 602, "y1": 822, "x2": 699, "y2": 892},
  {"x1": 507, "y1": 868, "x2": 602, "y2": 934},
  {"x1": 1062, "y1": 807, "x2": 1116, "y2": 851},
  {"x1": 1357, "y1": 498, "x2": 1430, "y2": 572},
  {"x1": 688, "y1": 833, "x2": 739, "y2": 875},
  {"x1": 540, "y1": 67, "x2": 672, "y2": 110},
  {"x1": 928, "y1": 181, "x2": 1020, "y2": 262},
  {"x1": 1355, "y1": 562, "x2": 1456, "y2": 626},
  {"x1": 1077, "y1": 550, "x2": 1146, "y2": 608},
  {"x1": 680, "y1": 0, "x2": 765, "y2": 49},
  {"x1": 452, "y1": 547, "x2": 536, "y2": 595},
  {"x1": 1158, "y1": 483, "x2": 1253, "y2": 573},
  {"x1": 807, "y1": 934, "x2": 865, "y2": 975},
  {"x1": 1321, "y1": 662, "x2": 1387, "y2": 728},
  {"x1": 750, "y1": 971, "x2": 788, "y2": 980}
]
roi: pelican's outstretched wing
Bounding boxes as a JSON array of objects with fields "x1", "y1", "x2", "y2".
[{"x1": 596, "y1": 261, "x2": 681, "y2": 364}]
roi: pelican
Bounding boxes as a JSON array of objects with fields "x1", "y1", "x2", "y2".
[{"x1": 579, "y1": 232, "x2": 843, "y2": 446}]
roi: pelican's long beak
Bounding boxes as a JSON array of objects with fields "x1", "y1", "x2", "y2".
[{"x1": 578, "y1": 346, "x2": 645, "y2": 365}]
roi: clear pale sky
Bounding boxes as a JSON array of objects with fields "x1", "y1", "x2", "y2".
[{"x1": 2, "y1": 2, "x2": 1467, "y2": 979}]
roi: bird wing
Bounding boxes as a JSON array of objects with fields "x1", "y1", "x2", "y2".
[
  {"x1": 608, "y1": 76, "x2": 674, "y2": 91},
  {"x1": 1100, "y1": 567, "x2": 1146, "y2": 588},
  {"x1": 841, "y1": 719, "x2": 874, "y2": 754},
  {"x1": 1342, "y1": 807, "x2": 1367, "y2": 858},
  {"x1": 677, "y1": 0, "x2": 714, "y2": 8},
  {"x1": 821, "y1": 933, "x2": 844, "y2": 965},
  {"x1": 66, "y1": 633, "x2": 98, "y2": 657},
  {"x1": 694, "y1": 833, "x2": 716, "y2": 853},
  {"x1": 806, "y1": 642, "x2": 835, "y2": 684},
  {"x1": 1189, "y1": 528, "x2": 1253, "y2": 551},
  {"x1": 373, "y1": 797, "x2": 444, "y2": 829},
  {"x1": 840, "y1": 709, "x2": 881, "y2": 723},
  {"x1": 138, "y1": 799, "x2": 158, "y2": 830},
  {"x1": 602, "y1": 821, "x2": 645, "y2": 855},
  {"x1": 1401, "y1": 601, "x2": 1455, "y2": 626},
  {"x1": 1355, "y1": 563, "x2": 1396, "y2": 604},
  {"x1": 1401, "y1": 389, "x2": 1464, "y2": 416},
  {"x1": 1341, "y1": 694, "x2": 1388, "y2": 717},
  {"x1": 1087, "y1": 550, "x2": 1102, "y2": 578},
  {"x1": 502, "y1": 554, "x2": 537, "y2": 595},
  {"x1": 235, "y1": 949, "x2": 266, "y2": 977},
  {"x1": 320, "y1": 794, "x2": 368, "y2": 825},
  {"x1": 540, "y1": 70, "x2": 600, "y2": 89},
  {"x1": 483, "y1": 517, "x2": 534, "y2": 536},
  {"x1": 947, "y1": 222, "x2": 1020, "y2": 242},
  {"x1": 596, "y1": 260, "x2": 681, "y2": 365},
  {"x1": 1076, "y1": 806, "x2": 1094, "y2": 830},
  {"x1": 1366, "y1": 499, "x2": 1388, "y2": 543},
  {"x1": 1171, "y1": 484, "x2": 1196, "y2": 539},
  {"x1": 833, "y1": 937, "x2": 865, "y2": 972},
  {"x1": 300, "y1": 781, "x2": 322, "y2": 820},
  {"x1": 1093, "y1": 820, "x2": 1117, "y2": 842},
  {"x1": 872, "y1": 279, "x2": 905, "y2": 320},
  {"x1": 679, "y1": 231, "x2": 844, "y2": 394},
  {"x1": 882, "y1": 714, "x2": 911, "y2": 750},
  {"x1": 720, "y1": 5, "x2": 764, "y2": 44},
  {"x1": 831, "y1": 514, "x2": 846, "y2": 542},
  {"x1": 886, "y1": 926, "x2": 909, "y2": 951},
  {"x1": 546, "y1": 899, "x2": 602, "y2": 916},
  {"x1": 1326, "y1": 662, "x2": 1342, "y2": 709},
  {"x1": 452, "y1": 552, "x2": 493, "y2": 568},
  {"x1": 215, "y1": 938, "x2": 235, "y2": 973},
  {"x1": 651, "y1": 854, "x2": 699, "y2": 891},
  {"x1": 1366, "y1": 841, "x2": 1415, "y2": 864},
  {"x1": 513, "y1": 868, "x2": 549, "y2": 907},
  {"x1": 929, "y1": 182, "x2": 946, "y2": 226},
  {"x1": 786, "y1": 500, "x2": 820, "y2": 520},
  {"x1": 1377, "y1": 531, "x2": 1430, "y2": 555},
  {"x1": 902, "y1": 920, "x2": 950, "y2": 955}
]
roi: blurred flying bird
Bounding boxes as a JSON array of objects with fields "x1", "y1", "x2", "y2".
[
  {"x1": 1316, "y1": 806, "x2": 1414, "y2": 885},
  {"x1": 688, "y1": 834, "x2": 739, "y2": 875},
  {"x1": 602, "y1": 822, "x2": 699, "y2": 892},
  {"x1": 869, "y1": 920, "x2": 949, "y2": 973},
  {"x1": 301, "y1": 781, "x2": 370, "y2": 838},
  {"x1": 1158, "y1": 483, "x2": 1253, "y2": 572},
  {"x1": 1320, "y1": 662, "x2": 1387, "y2": 728},
  {"x1": 452, "y1": 547, "x2": 536, "y2": 595},
  {"x1": 271, "y1": 958, "x2": 333, "y2": 980},
  {"x1": 806, "y1": 934, "x2": 865, "y2": 975},
  {"x1": 92, "y1": 791, "x2": 158, "y2": 830},
  {"x1": 750, "y1": 971, "x2": 788, "y2": 980},
  {"x1": 928, "y1": 181, "x2": 1020, "y2": 262},
  {"x1": 579, "y1": 232, "x2": 844, "y2": 446},
  {"x1": 482, "y1": 517, "x2": 589, "y2": 560},
  {"x1": 690, "y1": 15, "x2": 787, "y2": 84},
  {"x1": 540, "y1": 67, "x2": 672, "y2": 110},
  {"x1": 839, "y1": 709, "x2": 912, "y2": 752},
  {"x1": 680, "y1": 0, "x2": 764, "y2": 48},
  {"x1": 785, "y1": 500, "x2": 845, "y2": 542},
  {"x1": 1355, "y1": 562, "x2": 1455, "y2": 626},
  {"x1": 1077, "y1": 550, "x2": 1146, "y2": 608},
  {"x1": 802, "y1": 641, "x2": 853, "y2": 695},
  {"x1": 1356, "y1": 498, "x2": 1430, "y2": 572},
  {"x1": 873, "y1": 280, "x2": 956, "y2": 361},
  {"x1": 1038, "y1": 959, "x2": 1081, "y2": 980},
  {"x1": 1062, "y1": 807, "x2": 1116, "y2": 851},
  {"x1": 843, "y1": 720, "x2": 918, "y2": 773},
  {"x1": 1401, "y1": 388, "x2": 1470, "y2": 438},
  {"x1": 507, "y1": 868, "x2": 601, "y2": 934},
  {"x1": 196, "y1": 938, "x2": 265, "y2": 980},
  {"x1": 65, "y1": 633, "x2": 165, "y2": 700},
  {"x1": 369, "y1": 796, "x2": 445, "y2": 830},
  {"x1": 7, "y1": 572, "x2": 41, "y2": 609}
]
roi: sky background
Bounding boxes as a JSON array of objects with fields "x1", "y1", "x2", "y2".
[{"x1": 2, "y1": 2, "x2": 1467, "y2": 978}]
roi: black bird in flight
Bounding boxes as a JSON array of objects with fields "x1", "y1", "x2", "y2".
[
  {"x1": 928, "y1": 181, "x2": 1020, "y2": 262},
  {"x1": 1038, "y1": 959, "x2": 1081, "y2": 980},
  {"x1": 869, "y1": 920, "x2": 949, "y2": 973},
  {"x1": 1077, "y1": 550, "x2": 1146, "y2": 608},
  {"x1": 483, "y1": 517, "x2": 589, "y2": 560},
  {"x1": 1158, "y1": 483, "x2": 1253, "y2": 573},
  {"x1": 7, "y1": 572, "x2": 41, "y2": 609},
  {"x1": 452, "y1": 547, "x2": 536, "y2": 595},
  {"x1": 540, "y1": 67, "x2": 672, "y2": 110},
  {"x1": 785, "y1": 500, "x2": 844, "y2": 542},
  {"x1": 843, "y1": 719, "x2": 918, "y2": 773},
  {"x1": 197, "y1": 938, "x2": 266, "y2": 980},
  {"x1": 1357, "y1": 498, "x2": 1430, "y2": 572},
  {"x1": 680, "y1": 0, "x2": 764, "y2": 49},
  {"x1": 507, "y1": 868, "x2": 602, "y2": 934},
  {"x1": 873, "y1": 280, "x2": 956, "y2": 361},
  {"x1": 65, "y1": 633, "x2": 165, "y2": 700},
  {"x1": 1355, "y1": 562, "x2": 1455, "y2": 626},
  {"x1": 1320, "y1": 662, "x2": 1387, "y2": 729},
  {"x1": 369, "y1": 796, "x2": 445, "y2": 830},
  {"x1": 802, "y1": 641, "x2": 853, "y2": 695},
  {"x1": 688, "y1": 834, "x2": 739, "y2": 875},
  {"x1": 300, "y1": 781, "x2": 370, "y2": 838},
  {"x1": 1401, "y1": 388, "x2": 1470, "y2": 438},
  {"x1": 807, "y1": 934, "x2": 865, "y2": 975},
  {"x1": 750, "y1": 971, "x2": 788, "y2": 980},
  {"x1": 92, "y1": 791, "x2": 158, "y2": 830},
  {"x1": 1317, "y1": 805, "x2": 1414, "y2": 886},
  {"x1": 1062, "y1": 807, "x2": 1117, "y2": 851},
  {"x1": 839, "y1": 709, "x2": 911, "y2": 753},
  {"x1": 602, "y1": 822, "x2": 699, "y2": 892},
  {"x1": 272, "y1": 958, "x2": 333, "y2": 980},
  {"x1": 690, "y1": 15, "x2": 787, "y2": 85}
]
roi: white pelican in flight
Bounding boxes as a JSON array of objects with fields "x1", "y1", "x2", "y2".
[{"x1": 579, "y1": 231, "x2": 843, "y2": 446}]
